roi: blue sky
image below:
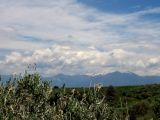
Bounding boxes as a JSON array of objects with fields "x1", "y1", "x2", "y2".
[
  {"x1": 79, "y1": 0, "x2": 160, "y2": 13},
  {"x1": 0, "y1": 0, "x2": 160, "y2": 76}
]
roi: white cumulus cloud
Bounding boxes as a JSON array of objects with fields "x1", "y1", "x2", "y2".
[{"x1": 0, "y1": 0, "x2": 160, "y2": 75}]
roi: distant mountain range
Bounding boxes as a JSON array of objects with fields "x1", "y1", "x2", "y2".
[
  {"x1": 1, "y1": 71, "x2": 160, "y2": 88},
  {"x1": 44, "y1": 71, "x2": 160, "y2": 87}
]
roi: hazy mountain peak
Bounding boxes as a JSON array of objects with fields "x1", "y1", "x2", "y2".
[{"x1": 1, "y1": 72, "x2": 160, "y2": 88}]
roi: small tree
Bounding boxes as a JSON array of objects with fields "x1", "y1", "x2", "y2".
[
  {"x1": 153, "y1": 99, "x2": 160, "y2": 119},
  {"x1": 129, "y1": 101, "x2": 149, "y2": 120},
  {"x1": 105, "y1": 85, "x2": 117, "y2": 105}
]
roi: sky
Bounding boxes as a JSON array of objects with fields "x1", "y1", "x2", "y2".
[{"x1": 0, "y1": 0, "x2": 160, "y2": 76}]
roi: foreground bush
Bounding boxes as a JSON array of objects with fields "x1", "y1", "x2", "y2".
[
  {"x1": 0, "y1": 73, "x2": 121, "y2": 120},
  {"x1": 153, "y1": 99, "x2": 160, "y2": 119},
  {"x1": 129, "y1": 101, "x2": 150, "y2": 120}
]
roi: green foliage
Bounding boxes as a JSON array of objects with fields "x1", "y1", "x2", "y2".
[
  {"x1": 0, "y1": 72, "x2": 160, "y2": 120},
  {"x1": 0, "y1": 73, "x2": 121, "y2": 120},
  {"x1": 129, "y1": 101, "x2": 149, "y2": 120},
  {"x1": 105, "y1": 85, "x2": 117, "y2": 106},
  {"x1": 153, "y1": 98, "x2": 160, "y2": 119}
]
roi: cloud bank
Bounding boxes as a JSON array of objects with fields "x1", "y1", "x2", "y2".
[{"x1": 0, "y1": 0, "x2": 160, "y2": 76}]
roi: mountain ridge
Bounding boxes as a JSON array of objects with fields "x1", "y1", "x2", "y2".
[
  {"x1": 1, "y1": 72, "x2": 160, "y2": 88},
  {"x1": 44, "y1": 71, "x2": 160, "y2": 87}
]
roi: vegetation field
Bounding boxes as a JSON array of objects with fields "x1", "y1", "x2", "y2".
[{"x1": 0, "y1": 72, "x2": 160, "y2": 120}]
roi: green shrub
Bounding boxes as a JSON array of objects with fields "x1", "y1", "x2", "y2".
[
  {"x1": 105, "y1": 85, "x2": 117, "y2": 106},
  {"x1": 129, "y1": 101, "x2": 149, "y2": 120},
  {"x1": 0, "y1": 73, "x2": 121, "y2": 120},
  {"x1": 153, "y1": 99, "x2": 160, "y2": 119}
]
